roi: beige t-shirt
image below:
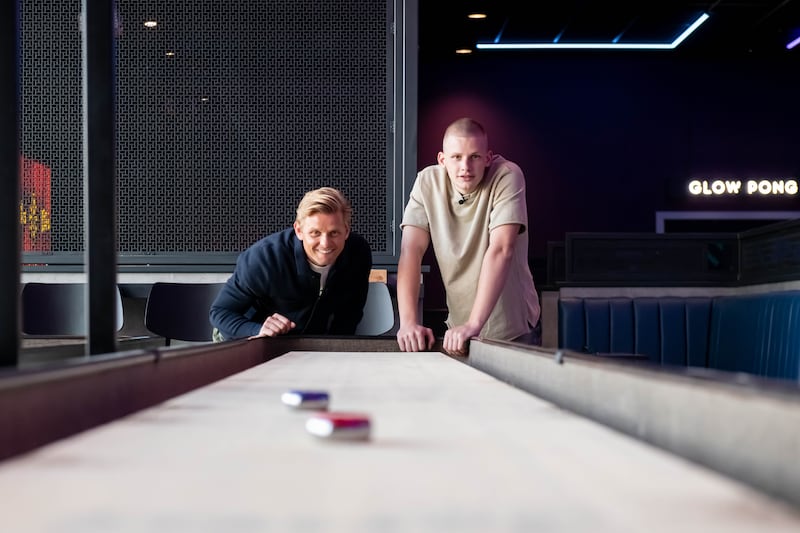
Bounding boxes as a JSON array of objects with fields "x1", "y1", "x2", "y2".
[{"x1": 401, "y1": 155, "x2": 541, "y2": 340}]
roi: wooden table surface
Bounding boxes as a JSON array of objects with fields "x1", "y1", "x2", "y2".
[{"x1": 1, "y1": 350, "x2": 798, "y2": 532}]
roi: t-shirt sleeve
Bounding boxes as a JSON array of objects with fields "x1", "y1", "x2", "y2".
[
  {"x1": 488, "y1": 162, "x2": 528, "y2": 234},
  {"x1": 400, "y1": 173, "x2": 430, "y2": 231}
]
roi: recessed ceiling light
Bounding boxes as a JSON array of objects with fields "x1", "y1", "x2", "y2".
[
  {"x1": 468, "y1": 13, "x2": 487, "y2": 19},
  {"x1": 455, "y1": 48, "x2": 473, "y2": 54},
  {"x1": 144, "y1": 20, "x2": 157, "y2": 28},
  {"x1": 165, "y1": 51, "x2": 175, "y2": 57}
]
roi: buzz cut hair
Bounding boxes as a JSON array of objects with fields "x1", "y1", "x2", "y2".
[
  {"x1": 443, "y1": 117, "x2": 488, "y2": 146},
  {"x1": 296, "y1": 187, "x2": 352, "y2": 230}
]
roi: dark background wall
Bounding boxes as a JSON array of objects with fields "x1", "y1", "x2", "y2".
[
  {"x1": 20, "y1": 0, "x2": 393, "y2": 259},
  {"x1": 417, "y1": 52, "x2": 800, "y2": 310}
]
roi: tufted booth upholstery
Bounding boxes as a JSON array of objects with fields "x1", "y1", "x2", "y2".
[
  {"x1": 707, "y1": 292, "x2": 800, "y2": 380},
  {"x1": 559, "y1": 291, "x2": 800, "y2": 380},
  {"x1": 559, "y1": 297, "x2": 712, "y2": 366}
]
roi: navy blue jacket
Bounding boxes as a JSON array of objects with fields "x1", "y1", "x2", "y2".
[{"x1": 209, "y1": 228, "x2": 372, "y2": 340}]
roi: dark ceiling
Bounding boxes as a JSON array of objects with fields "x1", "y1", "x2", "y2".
[{"x1": 419, "y1": 0, "x2": 800, "y2": 58}]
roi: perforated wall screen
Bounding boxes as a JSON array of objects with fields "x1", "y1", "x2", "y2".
[{"x1": 20, "y1": 0, "x2": 391, "y2": 258}]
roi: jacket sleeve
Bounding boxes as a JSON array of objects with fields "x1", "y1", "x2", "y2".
[
  {"x1": 209, "y1": 252, "x2": 265, "y2": 340},
  {"x1": 329, "y1": 235, "x2": 372, "y2": 334}
]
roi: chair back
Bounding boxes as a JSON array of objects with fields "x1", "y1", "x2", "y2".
[
  {"x1": 355, "y1": 282, "x2": 396, "y2": 335},
  {"x1": 144, "y1": 282, "x2": 225, "y2": 344},
  {"x1": 21, "y1": 283, "x2": 124, "y2": 335}
]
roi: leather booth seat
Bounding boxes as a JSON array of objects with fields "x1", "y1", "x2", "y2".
[{"x1": 559, "y1": 291, "x2": 800, "y2": 381}]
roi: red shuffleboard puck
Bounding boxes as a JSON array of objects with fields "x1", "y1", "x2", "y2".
[{"x1": 305, "y1": 412, "x2": 371, "y2": 441}]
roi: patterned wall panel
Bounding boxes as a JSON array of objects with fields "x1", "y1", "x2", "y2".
[
  {"x1": 21, "y1": 0, "x2": 390, "y2": 256},
  {"x1": 740, "y1": 220, "x2": 800, "y2": 284}
]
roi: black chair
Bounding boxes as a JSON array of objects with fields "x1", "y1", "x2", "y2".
[
  {"x1": 144, "y1": 282, "x2": 225, "y2": 345},
  {"x1": 21, "y1": 283, "x2": 124, "y2": 336}
]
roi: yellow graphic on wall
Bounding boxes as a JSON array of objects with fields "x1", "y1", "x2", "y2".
[
  {"x1": 20, "y1": 156, "x2": 52, "y2": 252},
  {"x1": 20, "y1": 192, "x2": 51, "y2": 241}
]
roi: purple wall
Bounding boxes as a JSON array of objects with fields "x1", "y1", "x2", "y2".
[
  {"x1": 416, "y1": 53, "x2": 799, "y2": 310},
  {"x1": 418, "y1": 54, "x2": 800, "y2": 258}
]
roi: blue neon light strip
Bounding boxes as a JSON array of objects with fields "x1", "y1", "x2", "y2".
[
  {"x1": 476, "y1": 13, "x2": 709, "y2": 51},
  {"x1": 787, "y1": 35, "x2": 800, "y2": 50}
]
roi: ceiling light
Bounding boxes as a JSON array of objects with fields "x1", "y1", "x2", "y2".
[
  {"x1": 144, "y1": 20, "x2": 157, "y2": 28},
  {"x1": 165, "y1": 51, "x2": 175, "y2": 57},
  {"x1": 787, "y1": 36, "x2": 800, "y2": 50},
  {"x1": 455, "y1": 48, "x2": 473, "y2": 54},
  {"x1": 468, "y1": 13, "x2": 487, "y2": 19},
  {"x1": 476, "y1": 13, "x2": 709, "y2": 51}
]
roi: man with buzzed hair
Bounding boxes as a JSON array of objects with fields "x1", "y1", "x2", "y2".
[
  {"x1": 396, "y1": 118, "x2": 540, "y2": 356},
  {"x1": 210, "y1": 187, "x2": 372, "y2": 340}
]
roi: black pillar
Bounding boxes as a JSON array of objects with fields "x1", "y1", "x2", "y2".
[
  {"x1": 0, "y1": 0, "x2": 21, "y2": 367},
  {"x1": 82, "y1": 0, "x2": 118, "y2": 355}
]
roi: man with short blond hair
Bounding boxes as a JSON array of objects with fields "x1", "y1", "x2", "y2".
[{"x1": 210, "y1": 187, "x2": 372, "y2": 340}]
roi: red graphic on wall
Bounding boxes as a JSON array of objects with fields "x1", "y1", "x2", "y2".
[{"x1": 19, "y1": 156, "x2": 52, "y2": 252}]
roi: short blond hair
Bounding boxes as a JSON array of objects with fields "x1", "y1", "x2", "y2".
[{"x1": 295, "y1": 187, "x2": 352, "y2": 230}]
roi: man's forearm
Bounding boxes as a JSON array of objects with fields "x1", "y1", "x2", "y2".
[
  {"x1": 396, "y1": 255, "x2": 422, "y2": 326},
  {"x1": 210, "y1": 307, "x2": 261, "y2": 339},
  {"x1": 466, "y1": 244, "x2": 514, "y2": 331}
]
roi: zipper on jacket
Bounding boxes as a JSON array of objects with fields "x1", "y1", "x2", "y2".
[{"x1": 302, "y1": 281, "x2": 325, "y2": 334}]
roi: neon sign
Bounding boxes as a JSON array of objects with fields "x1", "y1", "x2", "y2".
[{"x1": 688, "y1": 179, "x2": 798, "y2": 196}]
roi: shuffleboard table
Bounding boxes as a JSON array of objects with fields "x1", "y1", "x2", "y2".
[{"x1": 0, "y1": 337, "x2": 798, "y2": 531}]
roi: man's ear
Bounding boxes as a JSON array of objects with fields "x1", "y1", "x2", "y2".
[
  {"x1": 437, "y1": 151, "x2": 445, "y2": 166},
  {"x1": 293, "y1": 221, "x2": 303, "y2": 240}
]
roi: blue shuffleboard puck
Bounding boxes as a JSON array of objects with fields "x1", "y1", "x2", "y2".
[{"x1": 281, "y1": 390, "x2": 330, "y2": 410}]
